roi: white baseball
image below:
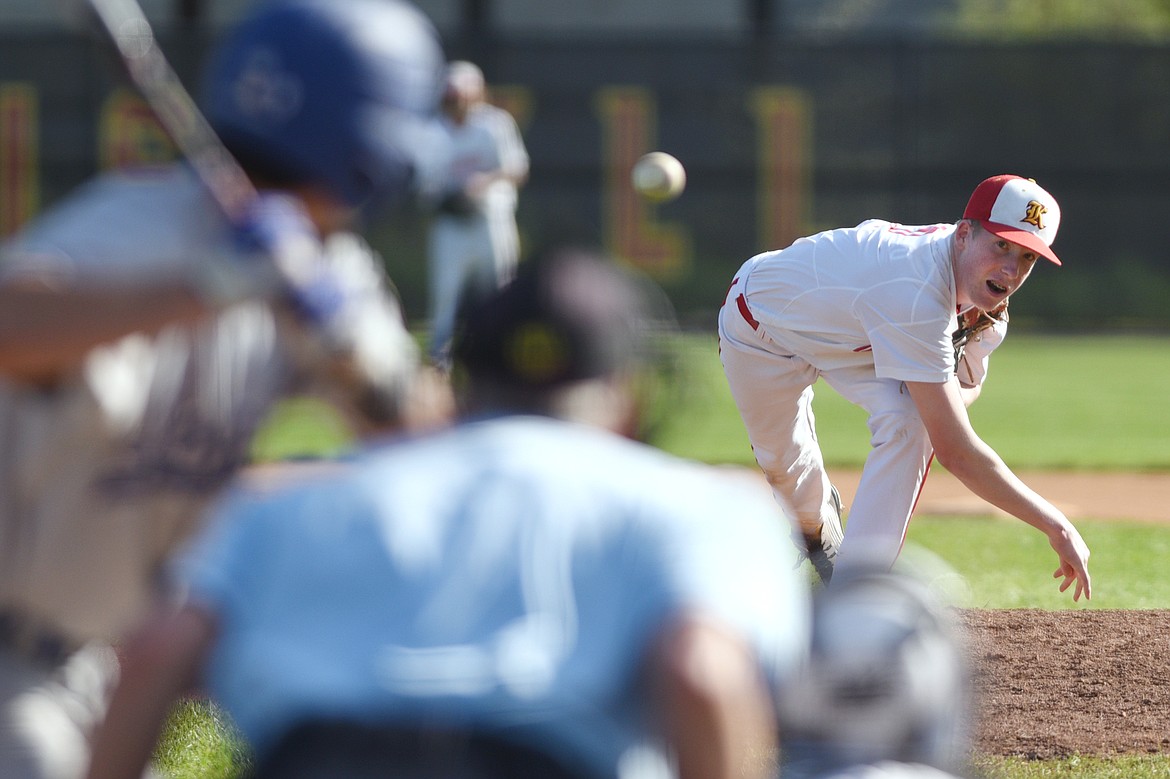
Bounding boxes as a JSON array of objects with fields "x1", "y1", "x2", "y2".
[{"x1": 631, "y1": 152, "x2": 686, "y2": 202}]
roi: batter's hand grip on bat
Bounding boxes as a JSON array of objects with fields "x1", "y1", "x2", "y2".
[{"x1": 233, "y1": 194, "x2": 347, "y2": 329}]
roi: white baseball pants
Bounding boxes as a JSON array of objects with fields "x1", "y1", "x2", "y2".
[
  {"x1": 0, "y1": 645, "x2": 136, "y2": 779},
  {"x1": 427, "y1": 213, "x2": 520, "y2": 363},
  {"x1": 718, "y1": 274, "x2": 936, "y2": 579}
]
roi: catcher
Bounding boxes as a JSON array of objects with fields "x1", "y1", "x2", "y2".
[{"x1": 718, "y1": 174, "x2": 1091, "y2": 601}]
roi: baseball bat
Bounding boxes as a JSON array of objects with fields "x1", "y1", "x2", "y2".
[
  {"x1": 77, "y1": 0, "x2": 256, "y2": 225},
  {"x1": 72, "y1": 0, "x2": 354, "y2": 324},
  {"x1": 69, "y1": 0, "x2": 414, "y2": 427}
]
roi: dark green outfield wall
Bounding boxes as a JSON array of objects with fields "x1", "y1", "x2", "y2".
[{"x1": 4, "y1": 32, "x2": 1169, "y2": 329}]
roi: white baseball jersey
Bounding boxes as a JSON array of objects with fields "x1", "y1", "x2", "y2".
[
  {"x1": 739, "y1": 219, "x2": 1004, "y2": 384},
  {"x1": 0, "y1": 164, "x2": 419, "y2": 645},
  {"x1": 175, "y1": 414, "x2": 809, "y2": 774},
  {"x1": 719, "y1": 219, "x2": 1008, "y2": 577},
  {"x1": 426, "y1": 103, "x2": 529, "y2": 361},
  {"x1": 462, "y1": 103, "x2": 529, "y2": 215}
]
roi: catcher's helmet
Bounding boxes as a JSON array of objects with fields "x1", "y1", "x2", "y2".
[
  {"x1": 202, "y1": 0, "x2": 446, "y2": 209},
  {"x1": 777, "y1": 567, "x2": 972, "y2": 778}
]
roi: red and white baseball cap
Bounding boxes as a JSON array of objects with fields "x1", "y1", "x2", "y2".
[{"x1": 962, "y1": 174, "x2": 1062, "y2": 265}]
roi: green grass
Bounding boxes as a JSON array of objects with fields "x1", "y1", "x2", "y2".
[
  {"x1": 972, "y1": 754, "x2": 1170, "y2": 778},
  {"x1": 903, "y1": 516, "x2": 1170, "y2": 609},
  {"x1": 657, "y1": 330, "x2": 1170, "y2": 611},
  {"x1": 162, "y1": 332, "x2": 1170, "y2": 779},
  {"x1": 964, "y1": 335, "x2": 1170, "y2": 471},
  {"x1": 249, "y1": 396, "x2": 356, "y2": 463},
  {"x1": 651, "y1": 332, "x2": 1170, "y2": 472},
  {"x1": 153, "y1": 699, "x2": 252, "y2": 779}
]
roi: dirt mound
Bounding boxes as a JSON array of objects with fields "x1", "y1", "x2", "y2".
[{"x1": 960, "y1": 609, "x2": 1170, "y2": 758}]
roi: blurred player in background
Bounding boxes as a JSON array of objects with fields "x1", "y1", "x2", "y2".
[
  {"x1": 425, "y1": 60, "x2": 530, "y2": 367},
  {"x1": 778, "y1": 564, "x2": 974, "y2": 779},
  {"x1": 718, "y1": 175, "x2": 1091, "y2": 600},
  {"x1": 85, "y1": 247, "x2": 809, "y2": 779},
  {"x1": 0, "y1": 1, "x2": 449, "y2": 776}
]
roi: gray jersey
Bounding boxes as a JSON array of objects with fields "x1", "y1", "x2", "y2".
[{"x1": 0, "y1": 165, "x2": 418, "y2": 643}]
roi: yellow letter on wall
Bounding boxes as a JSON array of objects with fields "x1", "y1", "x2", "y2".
[
  {"x1": 750, "y1": 86, "x2": 811, "y2": 252},
  {"x1": 0, "y1": 84, "x2": 39, "y2": 237},
  {"x1": 100, "y1": 89, "x2": 176, "y2": 170},
  {"x1": 596, "y1": 87, "x2": 690, "y2": 280}
]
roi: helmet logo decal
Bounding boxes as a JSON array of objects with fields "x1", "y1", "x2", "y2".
[
  {"x1": 1021, "y1": 200, "x2": 1047, "y2": 231},
  {"x1": 232, "y1": 48, "x2": 303, "y2": 126},
  {"x1": 507, "y1": 322, "x2": 569, "y2": 383}
]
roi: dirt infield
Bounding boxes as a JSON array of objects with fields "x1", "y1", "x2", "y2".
[
  {"x1": 829, "y1": 469, "x2": 1170, "y2": 759},
  {"x1": 830, "y1": 468, "x2": 1170, "y2": 525},
  {"x1": 961, "y1": 609, "x2": 1170, "y2": 759}
]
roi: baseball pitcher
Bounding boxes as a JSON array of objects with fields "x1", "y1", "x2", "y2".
[{"x1": 718, "y1": 175, "x2": 1091, "y2": 600}]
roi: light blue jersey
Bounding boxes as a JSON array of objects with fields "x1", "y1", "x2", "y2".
[{"x1": 177, "y1": 415, "x2": 808, "y2": 775}]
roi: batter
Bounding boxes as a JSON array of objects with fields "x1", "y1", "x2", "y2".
[{"x1": 0, "y1": 2, "x2": 446, "y2": 775}]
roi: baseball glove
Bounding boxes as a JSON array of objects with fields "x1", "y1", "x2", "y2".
[{"x1": 952, "y1": 298, "x2": 1008, "y2": 364}]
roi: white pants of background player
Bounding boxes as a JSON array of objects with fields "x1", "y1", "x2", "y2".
[
  {"x1": 427, "y1": 210, "x2": 520, "y2": 363},
  {"x1": 718, "y1": 278, "x2": 935, "y2": 580},
  {"x1": 0, "y1": 645, "x2": 157, "y2": 779}
]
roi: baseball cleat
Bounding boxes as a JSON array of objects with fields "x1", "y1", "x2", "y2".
[{"x1": 801, "y1": 484, "x2": 845, "y2": 585}]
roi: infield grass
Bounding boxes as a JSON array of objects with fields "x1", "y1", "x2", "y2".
[
  {"x1": 972, "y1": 754, "x2": 1170, "y2": 778},
  {"x1": 170, "y1": 332, "x2": 1170, "y2": 779},
  {"x1": 652, "y1": 332, "x2": 1170, "y2": 472},
  {"x1": 153, "y1": 699, "x2": 251, "y2": 779}
]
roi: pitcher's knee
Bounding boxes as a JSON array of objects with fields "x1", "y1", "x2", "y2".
[{"x1": 869, "y1": 412, "x2": 931, "y2": 455}]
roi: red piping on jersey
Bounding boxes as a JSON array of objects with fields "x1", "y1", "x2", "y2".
[{"x1": 736, "y1": 293, "x2": 759, "y2": 331}]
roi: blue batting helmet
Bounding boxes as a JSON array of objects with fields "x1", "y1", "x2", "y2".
[{"x1": 202, "y1": 0, "x2": 446, "y2": 209}]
